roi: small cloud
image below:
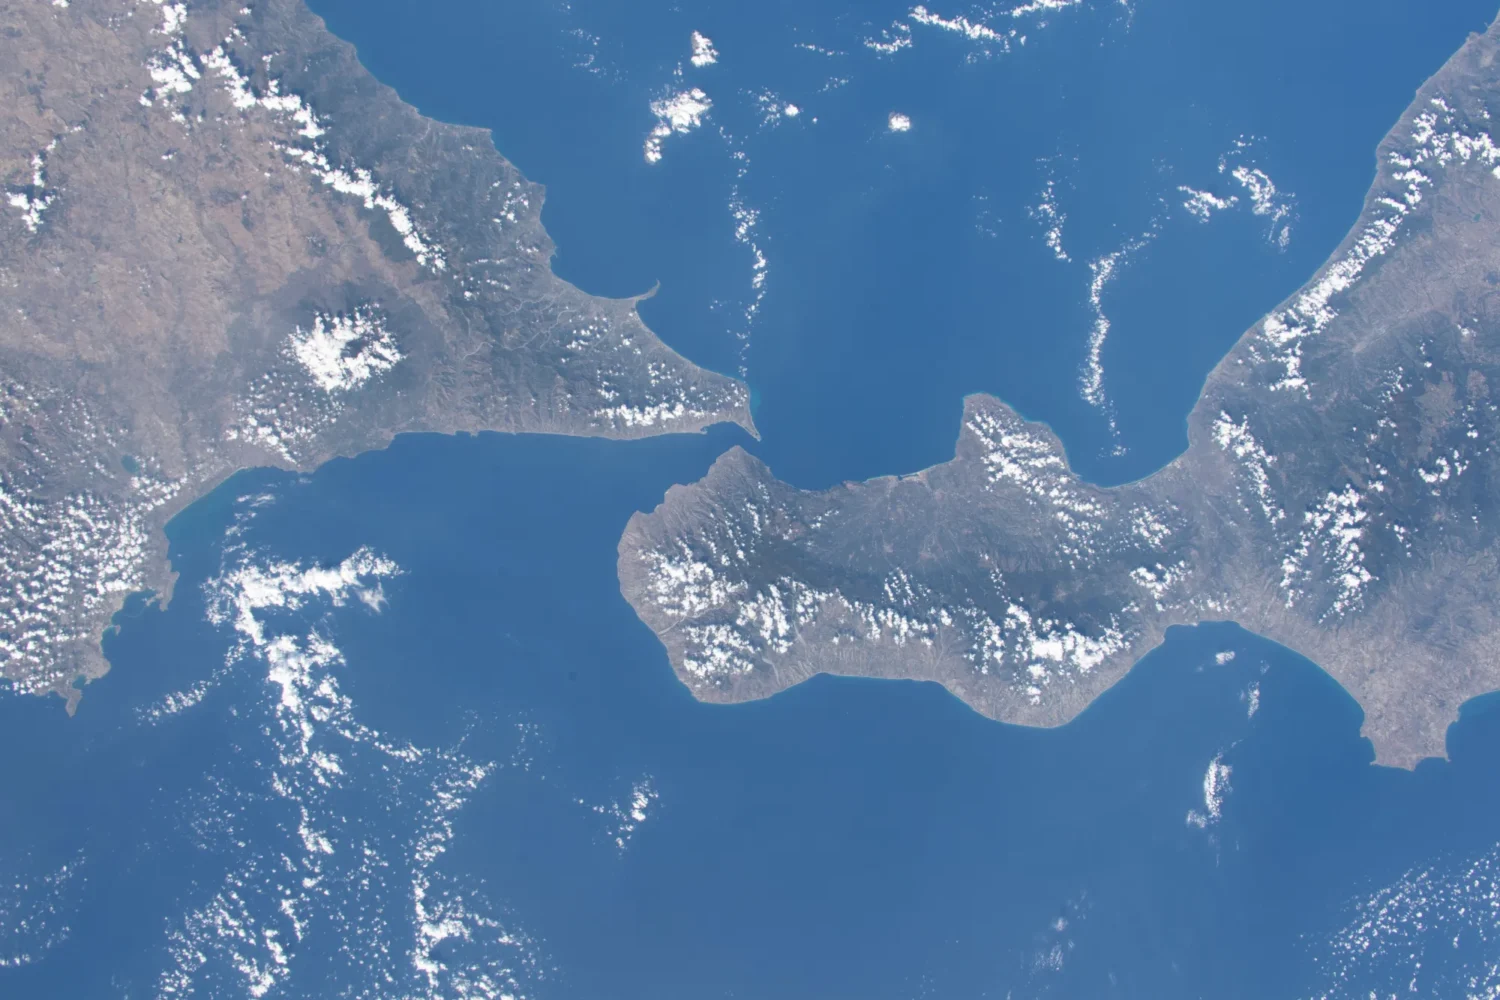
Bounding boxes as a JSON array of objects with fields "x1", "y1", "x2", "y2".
[
  {"x1": 887, "y1": 111, "x2": 912, "y2": 132},
  {"x1": 644, "y1": 88, "x2": 712, "y2": 164},
  {"x1": 690, "y1": 31, "x2": 719, "y2": 68},
  {"x1": 1178, "y1": 185, "x2": 1238, "y2": 222}
]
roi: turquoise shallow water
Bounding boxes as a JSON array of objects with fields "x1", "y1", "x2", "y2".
[{"x1": 3, "y1": 0, "x2": 1500, "y2": 996}]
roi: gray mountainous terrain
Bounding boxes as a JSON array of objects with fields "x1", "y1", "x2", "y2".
[
  {"x1": 0, "y1": 0, "x2": 752, "y2": 705},
  {"x1": 620, "y1": 12, "x2": 1500, "y2": 769}
]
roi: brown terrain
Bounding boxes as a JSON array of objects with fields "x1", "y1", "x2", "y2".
[
  {"x1": 0, "y1": 0, "x2": 753, "y2": 706},
  {"x1": 620, "y1": 9, "x2": 1500, "y2": 769}
]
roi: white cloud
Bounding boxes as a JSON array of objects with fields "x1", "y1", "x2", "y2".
[
  {"x1": 287, "y1": 307, "x2": 402, "y2": 394},
  {"x1": 863, "y1": 22, "x2": 913, "y2": 55},
  {"x1": 1177, "y1": 184, "x2": 1238, "y2": 221},
  {"x1": 910, "y1": 4, "x2": 1007, "y2": 43},
  {"x1": 1185, "y1": 752, "x2": 1231, "y2": 828},
  {"x1": 6, "y1": 144, "x2": 56, "y2": 234},
  {"x1": 643, "y1": 88, "x2": 712, "y2": 164},
  {"x1": 689, "y1": 31, "x2": 718, "y2": 67},
  {"x1": 1029, "y1": 178, "x2": 1069, "y2": 261}
]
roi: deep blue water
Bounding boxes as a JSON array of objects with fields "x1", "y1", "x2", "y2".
[
  {"x1": 4, "y1": 0, "x2": 1500, "y2": 996},
  {"x1": 1, "y1": 432, "x2": 1499, "y2": 998},
  {"x1": 305, "y1": 0, "x2": 1494, "y2": 486}
]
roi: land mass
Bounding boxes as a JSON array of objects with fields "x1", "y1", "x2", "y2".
[
  {"x1": 0, "y1": 0, "x2": 753, "y2": 705},
  {"x1": 620, "y1": 11, "x2": 1500, "y2": 769}
]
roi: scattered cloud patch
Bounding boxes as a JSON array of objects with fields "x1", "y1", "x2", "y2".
[
  {"x1": 887, "y1": 111, "x2": 912, "y2": 132},
  {"x1": 644, "y1": 88, "x2": 712, "y2": 164},
  {"x1": 192, "y1": 32, "x2": 448, "y2": 271},
  {"x1": 1216, "y1": 138, "x2": 1296, "y2": 249},
  {"x1": 689, "y1": 31, "x2": 719, "y2": 68},
  {"x1": 1007, "y1": 0, "x2": 1084, "y2": 14},
  {"x1": 863, "y1": 21, "x2": 913, "y2": 55},
  {"x1": 579, "y1": 778, "x2": 659, "y2": 851},
  {"x1": 727, "y1": 189, "x2": 768, "y2": 377},
  {"x1": 178, "y1": 547, "x2": 543, "y2": 998},
  {"x1": 1305, "y1": 843, "x2": 1500, "y2": 999},
  {"x1": 910, "y1": 4, "x2": 1008, "y2": 45},
  {"x1": 1185, "y1": 752, "x2": 1231, "y2": 829},
  {"x1": 1029, "y1": 178, "x2": 1069, "y2": 261},
  {"x1": 6, "y1": 141, "x2": 57, "y2": 233},
  {"x1": 754, "y1": 91, "x2": 805, "y2": 128},
  {"x1": 1080, "y1": 228, "x2": 1158, "y2": 449},
  {"x1": 287, "y1": 307, "x2": 402, "y2": 394},
  {"x1": 1177, "y1": 184, "x2": 1238, "y2": 222}
]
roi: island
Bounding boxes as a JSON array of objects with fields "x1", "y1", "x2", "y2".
[
  {"x1": 0, "y1": 0, "x2": 754, "y2": 706},
  {"x1": 619, "y1": 11, "x2": 1500, "y2": 769}
]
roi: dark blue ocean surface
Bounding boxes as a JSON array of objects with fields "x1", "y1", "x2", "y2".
[
  {"x1": 307, "y1": 0, "x2": 1493, "y2": 487},
  {"x1": 4, "y1": 0, "x2": 1500, "y2": 996},
  {"x1": 1, "y1": 432, "x2": 1498, "y2": 998}
]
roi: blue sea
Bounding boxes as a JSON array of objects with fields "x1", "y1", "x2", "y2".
[{"x1": 4, "y1": 0, "x2": 1500, "y2": 997}]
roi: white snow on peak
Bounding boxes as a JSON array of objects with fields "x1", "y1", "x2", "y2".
[
  {"x1": 288, "y1": 307, "x2": 402, "y2": 394},
  {"x1": 644, "y1": 88, "x2": 712, "y2": 164},
  {"x1": 689, "y1": 31, "x2": 719, "y2": 67},
  {"x1": 887, "y1": 111, "x2": 913, "y2": 132}
]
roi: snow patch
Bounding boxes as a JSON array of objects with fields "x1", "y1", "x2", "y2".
[{"x1": 287, "y1": 307, "x2": 402, "y2": 394}]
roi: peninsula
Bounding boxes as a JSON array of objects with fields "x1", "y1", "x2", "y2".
[
  {"x1": 1, "y1": 0, "x2": 753, "y2": 706},
  {"x1": 620, "y1": 11, "x2": 1500, "y2": 769}
]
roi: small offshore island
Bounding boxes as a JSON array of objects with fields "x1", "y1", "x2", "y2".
[
  {"x1": 0, "y1": 0, "x2": 753, "y2": 705},
  {"x1": 621, "y1": 9, "x2": 1500, "y2": 770}
]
